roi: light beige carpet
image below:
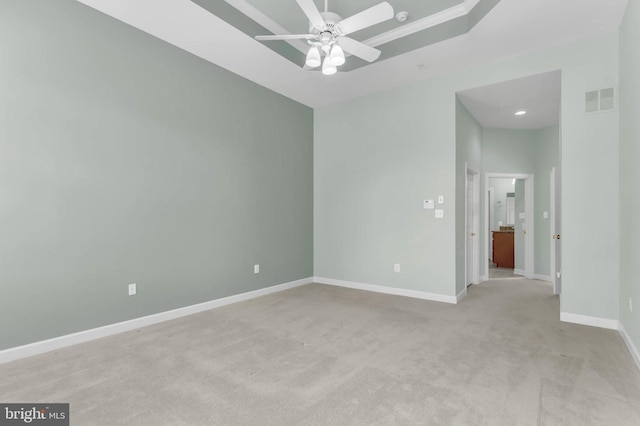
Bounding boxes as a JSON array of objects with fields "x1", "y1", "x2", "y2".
[{"x1": 1, "y1": 280, "x2": 639, "y2": 425}]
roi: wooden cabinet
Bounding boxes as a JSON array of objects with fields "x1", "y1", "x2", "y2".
[{"x1": 492, "y1": 231, "x2": 514, "y2": 268}]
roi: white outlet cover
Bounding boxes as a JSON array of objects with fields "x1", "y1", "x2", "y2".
[
  {"x1": 254, "y1": 264, "x2": 260, "y2": 274},
  {"x1": 543, "y1": 211, "x2": 548, "y2": 219},
  {"x1": 394, "y1": 263, "x2": 400, "y2": 272},
  {"x1": 435, "y1": 209, "x2": 444, "y2": 218},
  {"x1": 128, "y1": 283, "x2": 136, "y2": 296}
]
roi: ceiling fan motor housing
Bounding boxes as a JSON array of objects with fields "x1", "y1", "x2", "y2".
[{"x1": 310, "y1": 11, "x2": 343, "y2": 34}]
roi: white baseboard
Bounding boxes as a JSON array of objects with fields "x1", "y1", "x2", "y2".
[
  {"x1": 514, "y1": 268, "x2": 525, "y2": 276},
  {"x1": 619, "y1": 322, "x2": 640, "y2": 372},
  {"x1": 314, "y1": 277, "x2": 458, "y2": 304},
  {"x1": 456, "y1": 287, "x2": 467, "y2": 303},
  {"x1": 533, "y1": 274, "x2": 552, "y2": 282},
  {"x1": 0, "y1": 277, "x2": 313, "y2": 365},
  {"x1": 479, "y1": 275, "x2": 487, "y2": 283},
  {"x1": 560, "y1": 312, "x2": 620, "y2": 330}
]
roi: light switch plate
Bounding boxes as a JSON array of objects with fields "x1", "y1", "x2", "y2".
[
  {"x1": 543, "y1": 211, "x2": 548, "y2": 219},
  {"x1": 438, "y1": 195, "x2": 444, "y2": 204},
  {"x1": 435, "y1": 209, "x2": 444, "y2": 219},
  {"x1": 423, "y1": 200, "x2": 435, "y2": 210}
]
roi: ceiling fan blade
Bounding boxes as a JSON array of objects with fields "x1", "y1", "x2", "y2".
[
  {"x1": 337, "y1": 2, "x2": 394, "y2": 35},
  {"x1": 255, "y1": 34, "x2": 314, "y2": 41},
  {"x1": 296, "y1": 0, "x2": 326, "y2": 30},
  {"x1": 339, "y1": 37, "x2": 381, "y2": 63}
]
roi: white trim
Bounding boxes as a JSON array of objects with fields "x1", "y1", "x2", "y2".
[
  {"x1": 560, "y1": 312, "x2": 620, "y2": 330},
  {"x1": 314, "y1": 277, "x2": 458, "y2": 304},
  {"x1": 479, "y1": 275, "x2": 487, "y2": 283},
  {"x1": 533, "y1": 274, "x2": 552, "y2": 282},
  {"x1": 456, "y1": 287, "x2": 467, "y2": 303},
  {"x1": 619, "y1": 322, "x2": 640, "y2": 372},
  {"x1": 363, "y1": 0, "x2": 480, "y2": 48},
  {"x1": 513, "y1": 268, "x2": 525, "y2": 276},
  {"x1": 0, "y1": 277, "x2": 313, "y2": 365}
]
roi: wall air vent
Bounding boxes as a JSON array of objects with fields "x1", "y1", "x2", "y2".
[{"x1": 585, "y1": 87, "x2": 615, "y2": 113}]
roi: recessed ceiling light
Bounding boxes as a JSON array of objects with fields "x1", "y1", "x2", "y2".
[{"x1": 515, "y1": 110, "x2": 527, "y2": 116}]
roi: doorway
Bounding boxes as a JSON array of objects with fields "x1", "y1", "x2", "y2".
[
  {"x1": 455, "y1": 70, "x2": 561, "y2": 290},
  {"x1": 484, "y1": 173, "x2": 534, "y2": 279}
]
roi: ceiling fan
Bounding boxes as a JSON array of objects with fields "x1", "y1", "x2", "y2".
[{"x1": 255, "y1": 0, "x2": 394, "y2": 75}]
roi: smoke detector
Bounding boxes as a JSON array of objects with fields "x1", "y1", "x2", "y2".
[{"x1": 396, "y1": 11, "x2": 409, "y2": 23}]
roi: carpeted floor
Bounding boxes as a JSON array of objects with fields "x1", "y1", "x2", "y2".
[
  {"x1": 1, "y1": 280, "x2": 639, "y2": 425},
  {"x1": 489, "y1": 262, "x2": 524, "y2": 279}
]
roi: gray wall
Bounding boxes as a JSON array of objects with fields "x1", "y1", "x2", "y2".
[
  {"x1": 619, "y1": 0, "x2": 640, "y2": 356},
  {"x1": 314, "y1": 83, "x2": 456, "y2": 295},
  {"x1": 0, "y1": 0, "x2": 313, "y2": 350}
]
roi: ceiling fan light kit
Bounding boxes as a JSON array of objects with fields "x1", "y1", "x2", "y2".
[
  {"x1": 305, "y1": 46, "x2": 322, "y2": 67},
  {"x1": 329, "y1": 44, "x2": 345, "y2": 66},
  {"x1": 322, "y1": 56, "x2": 337, "y2": 75},
  {"x1": 256, "y1": 0, "x2": 394, "y2": 76}
]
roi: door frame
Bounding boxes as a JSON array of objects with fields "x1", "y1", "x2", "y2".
[
  {"x1": 465, "y1": 164, "x2": 480, "y2": 285},
  {"x1": 483, "y1": 173, "x2": 534, "y2": 280},
  {"x1": 550, "y1": 167, "x2": 561, "y2": 295}
]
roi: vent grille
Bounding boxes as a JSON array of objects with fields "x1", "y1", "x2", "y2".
[{"x1": 585, "y1": 87, "x2": 615, "y2": 113}]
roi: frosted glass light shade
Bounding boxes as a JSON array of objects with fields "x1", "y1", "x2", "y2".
[
  {"x1": 329, "y1": 44, "x2": 345, "y2": 66},
  {"x1": 322, "y1": 56, "x2": 337, "y2": 75},
  {"x1": 305, "y1": 47, "x2": 321, "y2": 68}
]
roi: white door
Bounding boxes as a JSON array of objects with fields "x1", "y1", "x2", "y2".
[
  {"x1": 466, "y1": 173, "x2": 475, "y2": 285},
  {"x1": 550, "y1": 167, "x2": 562, "y2": 295}
]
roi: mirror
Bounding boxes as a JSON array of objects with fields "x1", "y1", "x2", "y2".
[
  {"x1": 506, "y1": 193, "x2": 515, "y2": 225},
  {"x1": 489, "y1": 177, "x2": 517, "y2": 230}
]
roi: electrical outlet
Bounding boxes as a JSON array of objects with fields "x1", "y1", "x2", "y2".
[
  {"x1": 254, "y1": 264, "x2": 260, "y2": 274},
  {"x1": 394, "y1": 263, "x2": 400, "y2": 273},
  {"x1": 630, "y1": 298, "x2": 633, "y2": 312},
  {"x1": 128, "y1": 283, "x2": 136, "y2": 296}
]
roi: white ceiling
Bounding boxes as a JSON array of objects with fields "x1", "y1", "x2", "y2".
[
  {"x1": 457, "y1": 70, "x2": 561, "y2": 130},
  {"x1": 76, "y1": 0, "x2": 628, "y2": 108}
]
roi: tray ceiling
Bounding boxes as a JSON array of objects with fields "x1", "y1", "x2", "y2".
[
  {"x1": 74, "y1": 0, "x2": 629, "y2": 108},
  {"x1": 192, "y1": 0, "x2": 501, "y2": 71}
]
